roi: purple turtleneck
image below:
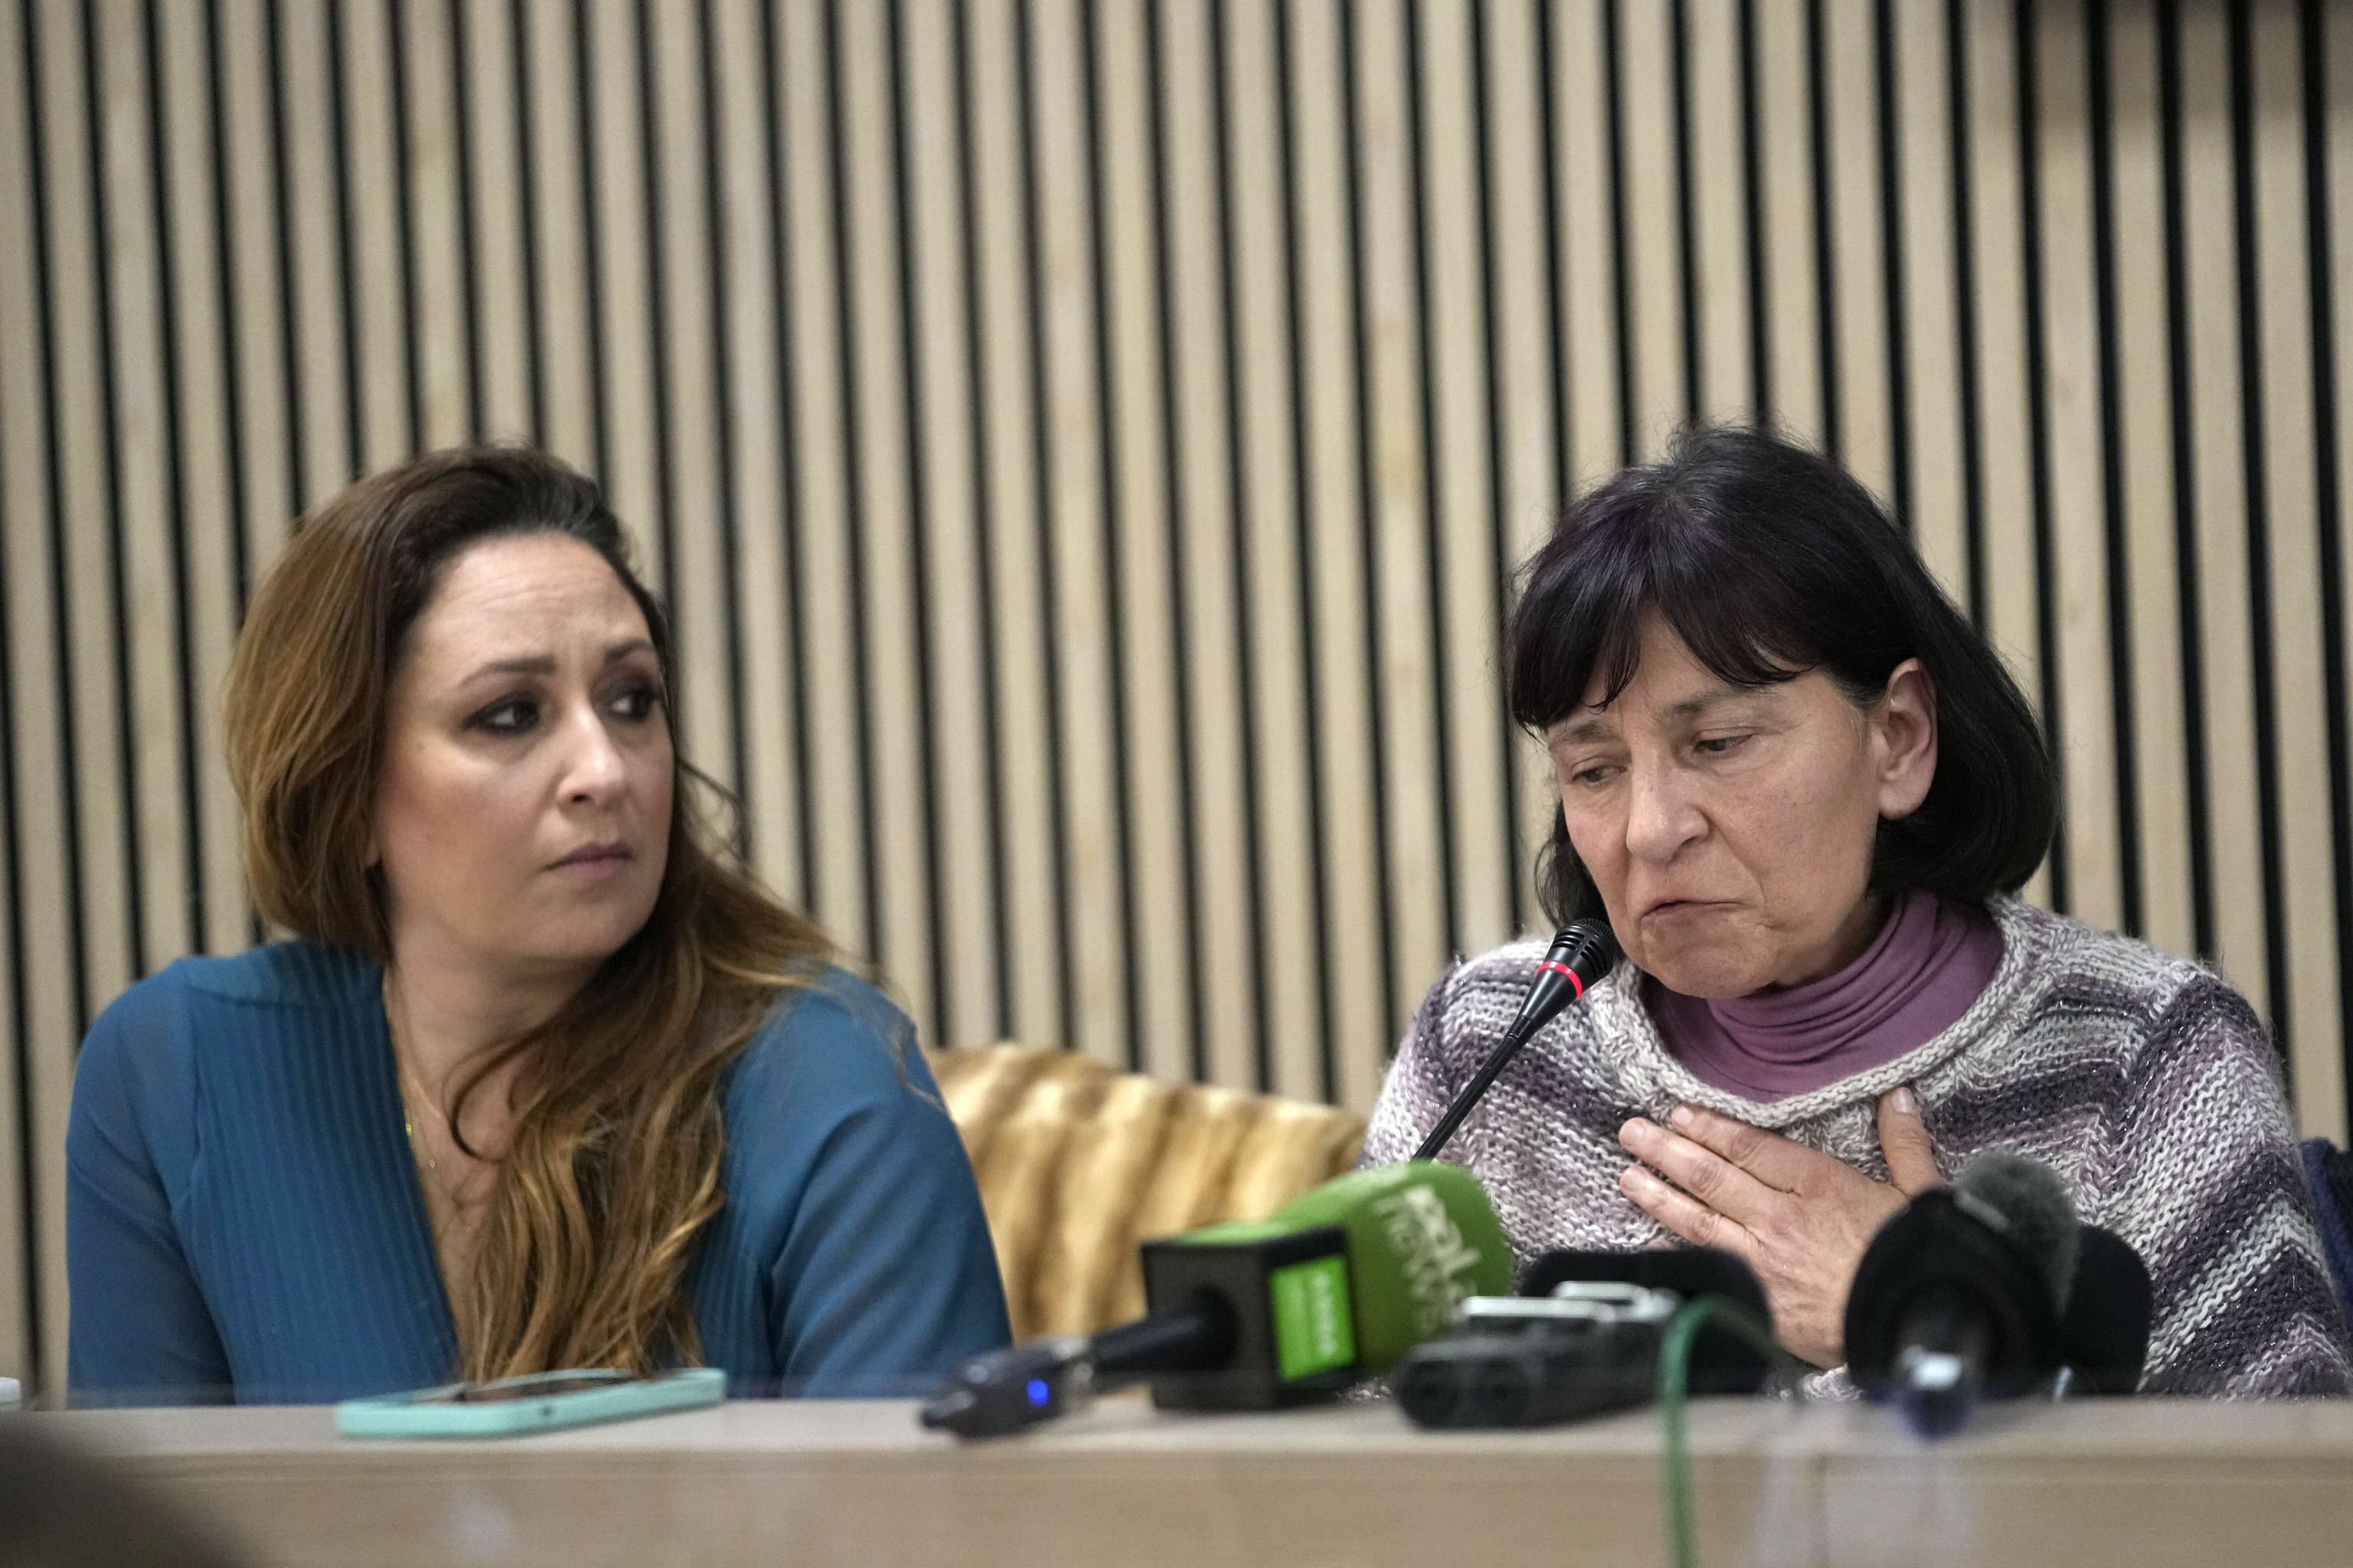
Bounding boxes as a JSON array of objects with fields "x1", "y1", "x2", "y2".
[{"x1": 1643, "y1": 888, "x2": 2004, "y2": 1102}]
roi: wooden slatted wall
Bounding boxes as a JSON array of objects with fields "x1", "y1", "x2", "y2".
[{"x1": 4, "y1": 0, "x2": 2351, "y2": 1394}]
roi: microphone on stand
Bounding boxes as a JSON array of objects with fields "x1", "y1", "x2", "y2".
[
  {"x1": 1415, "y1": 921, "x2": 1622, "y2": 1162},
  {"x1": 1844, "y1": 1151, "x2": 2152, "y2": 1437},
  {"x1": 921, "y1": 1159, "x2": 1514, "y2": 1439},
  {"x1": 925, "y1": 922, "x2": 1624, "y2": 1440}
]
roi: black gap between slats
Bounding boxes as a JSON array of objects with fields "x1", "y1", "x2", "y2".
[
  {"x1": 1737, "y1": 0, "x2": 1770, "y2": 425},
  {"x1": 758, "y1": 1, "x2": 815, "y2": 917},
  {"x1": 573, "y1": 0, "x2": 612, "y2": 488},
  {"x1": 1275, "y1": 0, "x2": 1340, "y2": 1102},
  {"x1": 1401, "y1": 0, "x2": 1460, "y2": 974},
  {"x1": 1337, "y1": 0, "x2": 1400, "y2": 1056},
  {"x1": 1206, "y1": 0, "x2": 1275, "y2": 1092},
  {"x1": 1013, "y1": 0, "x2": 1078, "y2": 1056},
  {"x1": 1537, "y1": 0, "x2": 1572, "y2": 483},
  {"x1": 1466, "y1": 0, "x2": 1527, "y2": 943},
  {"x1": 699, "y1": 0, "x2": 753, "y2": 866},
  {"x1": 2227, "y1": 0, "x2": 2292, "y2": 1075},
  {"x1": 2014, "y1": 0, "x2": 2071, "y2": 917},
  {"x1": 262, "y1": 0, "x2": 306, "y2": 519},
  {"x1": 1671, "y1": 0, "x2": 1700, "y2": 422},
  {"x1": 821, "y1": 0, "x2": 883, "y2": 970},
  {"x1": 950, "y1": 0, "x2": 1016, "y2": 1042},
  {"x1": 1078, "y1": 0, "x2": 1145, "y2": 1072},
  {"x1": 22, "y1": 0, "x2": 83, "y2": 1398},
  {"x1": 883, "y1": 0, "x2": 950, "y2": 1049},
  {"x1": 327, "y1": 0, "x2": 365, "y2": 479},
  {"x1": 1141, "y1": 0, "x2": 1209, "y2": 1083},
  {"x1": 1807, "y1": 0, "x2": 1841, "y2": 460},
  {"x1": 1946, "y1": 0, "x2": 1988, "y2": 627},
  {"x1": 2086, "y1": 0, "x2": 2145, "y2": 940},
  {"x1": 449, "y1": 0, "x2": 485, "y2": 441},
  {"x1": 2155, "y1": 0, "x2": 2214, "y2": 961},
  {"x1": 0, "y1": 8, "x2": 42, "y2": 1384},
  {"x1": 2297, "y1": 0, "x2": 2353, "y2": 1138},
  {"x1": 631, "y1": 0, "x2": 679, "y2": 647},
  {"x1": 1875, "y1": 0, "x2": 1913, "y2": 537},
  {"x1": 201, "y1": 0, "x2": 251, "y2": 624},
  {"x1": 1602, "y1": 0, "x2": 1634, "y2": 463},
  {"x1": 509, "y1": 0, "x2": 545, "y2": 446},
  {"x1": 138, "y1": 0, "x2": 208, "y2": 958},
  {"x1": 387, "y1": 0, "x2": 423, "y2": 454},
  {"x1": 80, "y1": 0, "x2": 150, "y2": 984}
]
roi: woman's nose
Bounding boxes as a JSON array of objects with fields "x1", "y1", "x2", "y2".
[
  {"x1": 560, "y1": 705, "x2": 630, "y2": 804},
  {"x1": 1622, "y1": 761, "x2": 1703, "y2": 863}
]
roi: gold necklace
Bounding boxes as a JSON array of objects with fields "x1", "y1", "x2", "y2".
[{"x1": 384, "y1": 978, "x2": 457, "y2": 1191}]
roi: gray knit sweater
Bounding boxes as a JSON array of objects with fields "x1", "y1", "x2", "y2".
[{"x1": 1361, "y1": 896, "x2": 2352, "y2": 1396}]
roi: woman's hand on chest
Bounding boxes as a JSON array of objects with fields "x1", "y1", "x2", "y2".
[{"x1": 1614, "y1": 1088, "x2": 1940, "y2": 1368}]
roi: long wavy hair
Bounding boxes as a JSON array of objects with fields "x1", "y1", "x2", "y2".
[{"x1": 224, "y1": 444, "x2": 833, "y2": 1380}]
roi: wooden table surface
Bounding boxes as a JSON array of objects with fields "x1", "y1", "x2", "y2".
[{"x1": 22, "y1": 1393, "x2": 2353, "y2": 1568}]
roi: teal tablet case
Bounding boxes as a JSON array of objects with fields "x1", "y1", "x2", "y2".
[{"x1": 336, "y1": 1366, "x2": 725, "y2": 1439}]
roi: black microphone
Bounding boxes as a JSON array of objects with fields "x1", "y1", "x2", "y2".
[
  {"x1": 1414, "y1": 921, "x2": 1622, "y2": 1162},
  {"x1": 1844, "y1": 1152, "x2": 2152, "y2": 1436}
]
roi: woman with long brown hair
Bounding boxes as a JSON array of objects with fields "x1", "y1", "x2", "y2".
[{"x1": 65, "y1": 446, "x2": 1009, "y2": 1402}]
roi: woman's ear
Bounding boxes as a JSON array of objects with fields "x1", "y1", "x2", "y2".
[{"x1": 1873, "y1": 658, "x2": 1938, "y2": 820}]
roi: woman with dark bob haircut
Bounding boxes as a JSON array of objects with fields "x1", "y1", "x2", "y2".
[{"x1": 1361, "y1": 424, "x2": 2350, "y2": 1396}]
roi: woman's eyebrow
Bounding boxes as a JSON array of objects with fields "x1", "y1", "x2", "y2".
[
  {"x1": 1654, "y1": 685, "x2": 1755, "y2": 724},
  {"x1": 457, "y1": 639, "x2": 653, "y2": 686},
  {"x1": 1551, "y1": 715, "x2": 1617, "y2": 747},
  {"x1": 460, "y1": 653, "x2": 556, "y2": 683}
]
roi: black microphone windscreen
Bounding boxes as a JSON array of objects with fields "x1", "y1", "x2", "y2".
[
  {"x1": 2059, "y1": 1225, "x2": 2152, "y2": 1393},
  {"x1": 1953, "y1": 1152, "x2": 2080, "y2": 1306}
]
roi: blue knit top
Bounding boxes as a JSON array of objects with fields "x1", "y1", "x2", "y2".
[{"x1": 65, "y1": 942, "x2": 1011, "y2": 1404}]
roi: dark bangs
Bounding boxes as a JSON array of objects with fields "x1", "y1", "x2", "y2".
[{"x1": 1507, "y1": 424, "x2": 2057, "y2": 924}]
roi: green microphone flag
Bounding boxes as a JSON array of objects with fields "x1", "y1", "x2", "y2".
[{"x1": 1141, "y1": 1159, "x2": 1514, "y2": 1410}]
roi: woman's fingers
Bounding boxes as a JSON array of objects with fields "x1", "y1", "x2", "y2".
[
  {"x1": 1876, "y1": 1085, "x2": 1940, "y2": 1195},
  {"x1": 1657, "y1": 1102, "x2": 1849, "y2": 1196},
  {"x1": 1617, "y1": 1115, "x2": 1779, "y2": 1223},
  {"x1": 1618, "y1": 1161, "x2": 1753, "y2": 1258}
]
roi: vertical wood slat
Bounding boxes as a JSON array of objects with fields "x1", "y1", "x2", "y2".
[
  {"x1": 2034, "y1": 0, "x2": 2127, "y2": 935},
  {"x1": 0, "y1": 0, "x2": 50, "y2": 1399},
  {"x1": 1031, "y1": 0, "x2": 1132, "y2": 1069},
  {"x1": 711, "y1": 0, "x2": 803, "y2": 916},
  {"x1": 1222, "y1": 0, "x2": 1322, "y2": 1097},
  {"x1": 1154, "y1": 0, "x2": 1258, "y2": 1090},
  {"x1": 2105, "y1": 0, "x2": 2197, "y2": 968},
  {"x1": 16, "y1": 0, "x2": 2353, "y2": 1390},
  {"x1": 965, "y1": 0, "x2": 1069, "y2": 1057},
  {"x1": 2178, "y1": 0, "x2": 2273, "y2": 1041},
  {"x1": 1417, "y1": 0, "x2": 1514, "y2": 968},
  {"x1": 1091, "y1": 0, "x2": 1190, "y2": 1084},
  {"x1": 1288, "y1": 0, "x2": 1391, "y2": 1108},
  {"x1": 2251, "y1": 0, "x2": 2344, "y2": 1124},
  {"x1": 1353, "y1": 0, "x2": 1450, "y2": 1044}
]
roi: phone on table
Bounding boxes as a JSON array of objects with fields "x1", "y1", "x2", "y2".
[{"x1": 336, "y1": 1366, "x2": 725, "y2": 1439}]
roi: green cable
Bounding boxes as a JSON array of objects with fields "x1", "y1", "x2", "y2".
[{"x1": 1654, "y1": 1295, "x2": 1787, "y2": 1568}]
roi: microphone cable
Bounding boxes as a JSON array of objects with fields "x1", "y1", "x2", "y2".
[{"x1": 1653, "y1": 1294, "x2": 1785, "y2": 1568}]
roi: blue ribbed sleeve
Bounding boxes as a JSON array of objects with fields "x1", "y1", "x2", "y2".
[{"x1": 65, "y1": 944, "x2": 1010, "y2": 1405}]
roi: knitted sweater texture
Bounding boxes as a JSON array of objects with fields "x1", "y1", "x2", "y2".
[{"x1": 1361, "y1": 897, "x2": 2352, "y2": 1396}]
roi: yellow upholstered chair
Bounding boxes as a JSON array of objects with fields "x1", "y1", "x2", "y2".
[{"x1": 931, "y1": 1045, "x2": 1368, "y2": 1340}]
